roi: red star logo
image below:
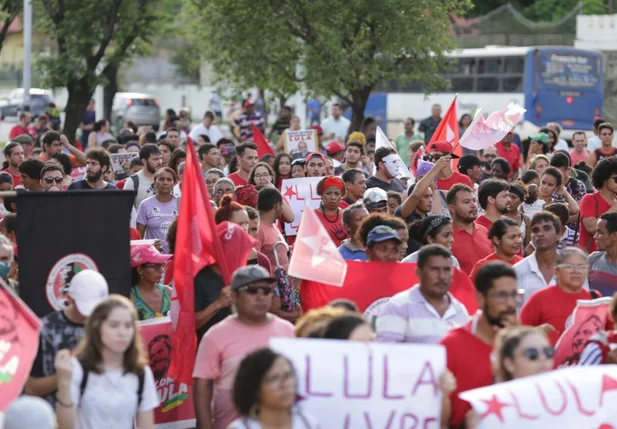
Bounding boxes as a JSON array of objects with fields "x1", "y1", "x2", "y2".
[
  {"x1": 283, "y1": 186, "x2": 298, "y2": 199},
  {"x1": 600, "y1": 374, "x2": 617, "y2": 406},
  {"x1": 480, "y1": 394, "x2": 510, "y2": 423}
]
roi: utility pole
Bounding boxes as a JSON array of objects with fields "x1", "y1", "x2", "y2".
[{"x1": 23, "y1": 0, "x2": 32, "y2": 105}]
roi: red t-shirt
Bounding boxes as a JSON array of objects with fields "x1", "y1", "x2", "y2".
[
  {"x1": 227, "y1": 172, "x2": 247, "y2": 186},
  {"x1": 579, "y1": 192, "x2": 616, "y2": 253},
  {"x1": 314, "y1": 208, "x2": 348, "y2": 247},
  {"x1": 130, "y1": 228, "x2": 141, "y2": 240},
  {"x1": 2, "y1": 169, "x2": 20, "y2": 187},
  {"x1": 439, "y1": 320, "x2": 493, "y2": 429},
  {"x1": 469, "y1": 252, "x2": 523, "y2": 282},
  {"x1": 474, "y1": 215, "x2": 493, "y2": 233},
  {"x1": 436, "y1": 172, "x2": 473, "y2": 191},
  {"x1": 451, "y1": 223, "x2": 493, "y2": 274},
  {"x1": 495, "y1": 141, "x2": 522, "y2": 175},
  {"x1": 519, "y1": 285, "x2": 591, "y2": 345},
  {"x1": 9, "y1": 125, "x2": 33, "y2": 140}
]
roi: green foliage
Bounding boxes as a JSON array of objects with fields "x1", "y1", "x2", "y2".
[
  {"x1": 192, "y1": 0, "x2": 470, "y2": 107},
  {"x1": 469, "y1": 0, "x2": 609, "y2": 21},
  {"x1": 0, "y1": 0, "x2": 21, "y2": 53}
]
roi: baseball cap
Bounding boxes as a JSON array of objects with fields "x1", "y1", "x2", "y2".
[
  {"x1": 326, "y1": 141, "x2": 346, "y2": 155},
  {"x1": 4, "y1": 396, "x2": 55, "y2": 429},
  {"x1": 130, "y1": 243, "x2": 172, "y2": 268},
  {"x1": 67, "y1": 270, "x2": 109, "y2": 317},
  {"x1": 306, "y1": 152, "x2": 325, "y2": 163},
  {"x1": 457, "y1": 154, "x2": 482, "y2": 173},
  {"x1": 530, "y1": 132, "x2": 550, "y2": 144},
  {"x1": 243, "y1": 99, "x2": 256, "y2": 108},
  {"x1": 428, "y1": 140, "x2": 453, "y2": 154},
  {"x1": 363, "y1": 188, "x2": 388, "y2": 210},
  {"x1": 231, "y1": 265, "x2": 276, "y2": 291},
  {"x1": 366, "y1": 226, "x2": 402, "y2": 247}
]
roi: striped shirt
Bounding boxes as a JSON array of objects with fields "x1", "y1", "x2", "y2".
[{"x1": 376, "y1": 284, "x2": 469, "y2": 344}]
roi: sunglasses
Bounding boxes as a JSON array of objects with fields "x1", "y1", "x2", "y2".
[
  {"x1": 237, "y1": 285, "x2": 273, "y2": 295},
  {"x1": 43, "y1": 177, "x2": 64, "y2": 184},
  {"x1": 522, "y1": 346, "x2": 555, "y2": 361}
]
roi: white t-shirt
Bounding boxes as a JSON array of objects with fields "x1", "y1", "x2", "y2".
[
  {"x1": 587, "y1": 135, "x2": 601, "y2": 152},
  {"x1": 123, "y1": 170, "x2": 156, "y2": 209},
  {"x1": 554, "y1": 138, "x2": 569, "y2": 152},
  {"x1": 227, "y1": 409, "x2": 321, "y2": 429},
  {"x1": 189, "y1": 123, "x2": 224, "y2": 144},
  {"x1": 70, "y1": 357, "x2": 159, "y2": 429},
  {"x1": 321, "y1": 115, "x2": 350, "y2": 145}
]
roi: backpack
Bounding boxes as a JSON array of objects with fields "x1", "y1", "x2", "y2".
[{"x1": 78, "y1": 359, "x2": 145, "y2": 409}]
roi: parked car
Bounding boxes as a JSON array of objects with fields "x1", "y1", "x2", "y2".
[
  {"x1": 0, "y1": 88, "x2": 54, "y2": 120},
  {"x1": 111, "y1": 92, "x2": 160, "y2": 131}
]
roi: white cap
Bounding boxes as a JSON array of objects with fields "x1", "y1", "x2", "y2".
[{"x1": 67, "y1": 270, "x2": 109, "y2": 317}]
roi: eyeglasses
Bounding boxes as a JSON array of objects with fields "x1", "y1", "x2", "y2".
[
  {"x1": 142, "y1": 264, "x2": 163, "y2": 271},
  {"x1": 43, "y1": 177, "x2": 64, "y2": 184},
  {"x1": 429, "y1": 154, "x2": 443, "y2": 162},
  {"x1": 215, "y1": 188, "x2": 234, "y2": 196},
  {"x1": 556, "y1": 263, "x2": 589, "y2": 271},
  {"x1": 522, "y1": 346, "x2": 555, "y2": 361},
  {"x1": 489, "y1": 290, "x2": 522, "y2": 302},
  {"x1": 237, "y1": 285, "x2": 272, "y2": 295},
  {"x1": 254, "y1": 173, "x2": 271, "y2": 179}
]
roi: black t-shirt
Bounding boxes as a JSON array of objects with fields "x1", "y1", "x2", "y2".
[
  {"x1": 68, "y1": 179, "x2": 117, "y2": 190},
  {"x1": 194, "y1": 266, "x2": 231, "y2": 340},
  {"x1": 366, "y1": 175, "x2": 406, "y2": 193}
]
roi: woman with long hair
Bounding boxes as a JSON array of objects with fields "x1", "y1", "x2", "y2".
[
  {"x1": 504, "y1": 183, "x2": 531, "y2": 249},
  {"x1": 538, "y1": 167, "x2": 579, "y2": 218},
  {"x1": 314, "y1": 176, "x2": 348, "y2": 247},
  {"x1": 469, "y1": 219, "x2": 523, "y2": 280},
  {"x1": 87, "y1": 119, "x2": 114, "y2": 148},
  {"x1": 273, "y1": 153, "x2": 292, "y2": 189},
  {"x1": 494, "y1": 326, "x2": 554, "y2": 383},
  {"x1": 130, "y1": 243, "x2": 172, "y2": 320},
  {"x1": 54, "y1": 295, "x2": 159, "y2": 429},
  {"x1": 168, "y1": 149, "x2": 186, "y2": 175},
  {"x1": 230, "y1": 348, "x2": 320, "y2": 429},
  {"x1": 248, "y1": 162, "x2": 276, "y2": 187},
  {"x1": 404, "y1": 214, "x2": 459, "y2": 267}
]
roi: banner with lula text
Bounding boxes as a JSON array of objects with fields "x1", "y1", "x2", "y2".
[
  {"x1": 285, "y1": 129, "x2": 317, "y2": 156},
  {"x1": 280, "y1": 177, "x2": 322, "y2": 236},
  {"x1": 138, "y1": 317, "x2": 196, "y2": 429},
  {"x1": 459, "y1": 366, "x2": 617, "y2": 429},
  {"x1": 270, "y1": 338, "x2": 446, "y2": 429},
  {"x1": 111, "y1": 152, "x2": 138, "y2": 179},
  {"x1": 0, "y1": 280, "x2": 41, "y2": 423}
]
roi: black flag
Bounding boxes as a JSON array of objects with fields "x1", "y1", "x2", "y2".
[{"x1": 16, "y1": 191, "x2": 134, "y2": 317}]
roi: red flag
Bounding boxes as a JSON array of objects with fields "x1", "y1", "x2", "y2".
[
  {"x1": 0, "y1": 281, "x2": 41, "y2": 413},
  {"x1": 288, "y1": 205, "x2": 347, "y2": 286},
  {"x1": 428, "y1": 96, "x2": 461, "y2": 167},
  {"x1": 168, "y1": 142, "x2": 230, "y2": 384},
  {"x1": 252, "y1": 123, "x2": 275, "y2": 157},
  {"x1": 300, "y1": 261, "x2": 478, "y2": 314}
]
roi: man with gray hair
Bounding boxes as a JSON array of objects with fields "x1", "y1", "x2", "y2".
[{"x1": 213, "y1": 177, "x2": 235, "y2": 205}]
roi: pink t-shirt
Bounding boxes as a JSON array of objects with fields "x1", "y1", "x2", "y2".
[
  {"x1": 192, "y1": 315, "x2": 295, "y2": 429},
  {"x1": 256, "y1": 222, "x2": 288, "y2": 273},
  {"x1": 569, "y1": 149, "x2": 589, "y2": 166}
]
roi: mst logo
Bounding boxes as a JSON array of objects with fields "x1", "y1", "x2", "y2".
[{"x1": 46, "y1": 253, "x2": 98, "y2": 310}]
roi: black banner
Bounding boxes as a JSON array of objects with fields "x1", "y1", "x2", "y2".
[{"x1": 16, "y1": 191, "x2": 134, "y2": 317}]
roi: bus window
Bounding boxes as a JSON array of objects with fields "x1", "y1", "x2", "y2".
[
  {"x1": 450, "y1": 77, "x2": 474, "y2": 92},
  {"x1": 478, "y1": 58, "x2": 501, "y2": 74},
  {"x1": 456, "y1": 58, "x2": 476, "y2": 75},
  {"x1": 503, "y1": 76, "x2": 523, "y2": 92},
  {"x1": 504, "y1": 57, "x2": 525, "y2": 74},
  {"x1": 477, "y1": 77, "x2": 499, "y2": 92}
]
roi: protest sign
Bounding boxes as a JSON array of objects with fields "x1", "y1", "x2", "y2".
[
  {"x1": 0, "y1": 281, "x2": 41, "y2": 419},
  {"x1": 460, "y1": 366, "x2": 617, "y2": 429},
  {"x1": 280, "y1": 177, "x2": 322, "y2": 236},
  {"x1": 285, "y1": 129, "x2": 317, "y2": 158},
  {"x1": 111, "y1": 152, "x2": 138, "y2": 177},
  {"x1": 554, "y1": 297, "x2": 612, "y2": 367},
  {"x1": 139, "y1": 317, "x2": 196, "y2": 429},
  {"x1": 70, "y1": 166, "x2": 86, "y2": 182},
  {"x1": 270, "y1": 338, "x2": 446, "y2": 429}
]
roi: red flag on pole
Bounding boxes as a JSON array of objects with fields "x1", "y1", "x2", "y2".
[
  {"x1": 428, "y1": 96, "x2": 461, "y2": 167},
  {"x1": 252, "y1": 123, "x2": 275, "y2": 157},
  {"x1": 168, "y1": 142, "x2": 230, "y2": 384},
  {"x1": 0, "y1": 280, "x2": 41, "y2": 414}
]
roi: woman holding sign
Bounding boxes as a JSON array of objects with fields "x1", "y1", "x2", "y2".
[
  {"x1": 275, "y1": 115, "x2": 302, "y2": 151},
  {"x1": 229, "y1": 348, "x2": 321, "y2": 429}
]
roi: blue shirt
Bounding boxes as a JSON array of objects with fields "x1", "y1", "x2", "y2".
[
  {"x1": 338, "y1": 240, "x2": 367, "y2": 261},
  {"x1": 81, "y1": 110, "x2": 96, "y2": 145}
]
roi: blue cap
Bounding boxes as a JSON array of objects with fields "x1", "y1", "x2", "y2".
[{"x1": 366, "y1": 225, "x2": 402, "y2": 247}]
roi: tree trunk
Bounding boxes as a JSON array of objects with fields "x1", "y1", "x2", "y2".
[
  {"x1": 103, "y1": 65, "x2": 119, "y2": 121},
  {"x1": 63, "y1": 82, "x2": 95, "y2": 145},
  {"x1": 348, "y1": 86, "x2": 372, "y2": 135}
]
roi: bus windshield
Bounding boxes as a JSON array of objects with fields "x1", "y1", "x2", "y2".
[{"x1": 534, "y1": 50, "x2": 601, "y2": 90}]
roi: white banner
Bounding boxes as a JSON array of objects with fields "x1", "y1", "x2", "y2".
[
  {"x1": 110, "y1": 152, "x2": 139, "y2": 175},
  {"x1": 459, "y1": 366, "x2": 617, "y2": 429},
  {"x1": 285, "y1": 129, "x2": 317, "y2": 157},
  {"x1": 270, "y1": 338, "x2": 446, "y2": 428},
  {"x1": 280, "y1": 177, "x2": 322, "y2": 236}
]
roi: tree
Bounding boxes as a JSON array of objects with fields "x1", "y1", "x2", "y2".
[
  {"x1": 0, "y1": 0, "x2": 20, "y2": 56},
  {"x1": 193, "y1": 0, "x2": 470, "y2": 132},
  {"x1": 35, "y1": 0, "x2": 164, "y2": 141}
]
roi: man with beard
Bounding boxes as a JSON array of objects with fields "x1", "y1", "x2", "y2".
[
  {"x1": 124, "y1": 143, "x2": 163, "y2": 208},
  {"x1": 68, "y1": 148, "x2": 117, "y2": 190},
  {"x1": 475, "y1": 180, "x2": 511, "y2": 231},
  {"x1": 447, "y1": 184, "x2": 493, "y2": 274},
  {"x1": 2, "y1": 142, "x2": 24, "y2": 187},
  {"x1": 376, "y1": 244, "x2": 468, "y2": 344},
  {"x1": 148, "y1": 334, "x2": 172, "y2": 381},
  {"x1": 340, "y1": 168, "x2": 367, "y2": 209},
  {"x1": 366, "y1": 147, "x2": 406, "y2": 193},
  {"x1": 25, "y1": 270, "x2": 108, "y2": 406},
  {"x1": 440, "y1": 261, "x2": 518, "y2": 429},
  {"x1": 514, "y1": 211, "x2": 560, "y2": 303}
]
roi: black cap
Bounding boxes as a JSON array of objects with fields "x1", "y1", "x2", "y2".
[{"x1": 457, "y1": 154, "x2": 482, "y2": 173}]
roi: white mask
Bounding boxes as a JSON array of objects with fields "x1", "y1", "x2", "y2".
[{"x1": 383, "y1": 154, "x2": 401, "y2": 177}]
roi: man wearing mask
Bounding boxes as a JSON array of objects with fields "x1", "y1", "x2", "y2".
[{"x1": 366, "y1": 147, "x2": 406, "y2": 193}]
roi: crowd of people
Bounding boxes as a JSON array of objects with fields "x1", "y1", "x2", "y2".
[{"x1": 3, "y1": 98, "x2": 617, "y2": 429}]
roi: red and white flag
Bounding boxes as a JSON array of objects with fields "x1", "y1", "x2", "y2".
[
  {"x1": 428, "y1": 95, "x2": 460, "y2": 149},
  {"x1": 459, "y1": 103, "x2": 526, "y2": 151},
  {"x1": 288, "y1": 204, "x2": 347, "y2": 286},
  {"x1": 252, "y1": 123, "x2": 275, "y2": 158},
  {"x1": 0, "y1": 281, "x2": 41, "y2": 415},
  {"x1": 460, "y1": 366, "x2": 617, "y2": 429}
]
